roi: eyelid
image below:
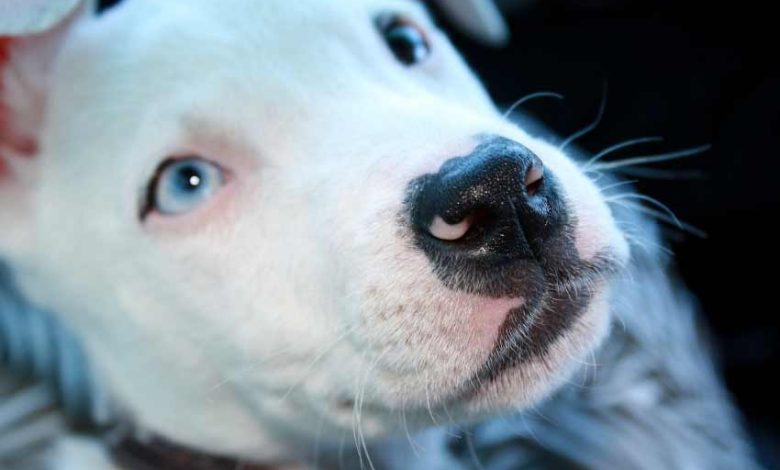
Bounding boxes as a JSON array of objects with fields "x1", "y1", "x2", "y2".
[
  {"x1": 376, "y1": 12, "x2": 428, "y2": 33},
  {"x1": 376, "y1": 1, "x2": 435, "y2": 26}
]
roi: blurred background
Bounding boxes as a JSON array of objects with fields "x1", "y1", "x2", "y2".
[{"x1": 431, "y1": 0, "x2": 779, "y2": 466}]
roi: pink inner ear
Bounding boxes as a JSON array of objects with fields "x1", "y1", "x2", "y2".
[{"x1": 0, "y1": 37, "x2": 37, "y2": 180}]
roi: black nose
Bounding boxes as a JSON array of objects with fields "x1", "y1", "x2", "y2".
[{"x1": 407, "y1": 136, "x2": 565, "y2": 263}]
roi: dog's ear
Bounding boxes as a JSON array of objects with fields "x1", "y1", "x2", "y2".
[
  {"x1": 432, "y1": 0, "x2": 510, "y2": 46},
  {"x1": 0, "y1": 0, "x2": 87, "y2": 257}
]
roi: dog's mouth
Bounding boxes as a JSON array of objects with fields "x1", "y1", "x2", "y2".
[
  {"x1": 326, "y1": 271, "x2": 612, "y2": 426},
  {"x1": 408, "y1": 250, "x2": 622, "y2": 406},
  {"x1": 330, "y1": 252, "x2": 623, "y2": 420},
  {"x1": 281, "y1": 245, "x2": 627, "y2": 447},
  {"x1": 470, "y1": 252, "x2": 621, "y2": 387}
]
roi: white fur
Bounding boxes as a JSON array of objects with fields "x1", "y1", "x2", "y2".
[{"x1": 1, "y1": 1, "x2": 741, "y2": 469}]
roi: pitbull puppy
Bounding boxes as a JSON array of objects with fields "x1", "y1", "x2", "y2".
[{"x1": 0, "y1": 0, "x2": 757, "y2": 468}]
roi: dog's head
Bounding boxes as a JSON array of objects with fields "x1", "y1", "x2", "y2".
[{"x1": 0, "y1": 0, "x2": 629, "y2": 461}]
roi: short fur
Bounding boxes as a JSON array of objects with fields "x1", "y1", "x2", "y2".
[{"x1": 0, "y1": 1, "x2": 757, "y2": 468}]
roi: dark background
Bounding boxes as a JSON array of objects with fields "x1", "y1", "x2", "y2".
[{"x1": 435, "y1": 0, "x2": 779, "y2": 467}]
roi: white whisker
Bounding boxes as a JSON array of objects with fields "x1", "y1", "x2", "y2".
[
  {"x1": 597, "y1": 180, "x2": 638, "y2": 194},
  {"x1": 617, "y1": 166, "x2": 707, "y2": 180},
  {"x1": 606, "y1": 193, "x2": 683, "y2": 230},
  {"x1": 338, "y1": 431, "x2": 348, "y2": 470},
  {"x1": 401, "y1": 401, "x2": 422, "y2": 457},
  {"x1": 583, "y1": 136, "x2": 664, "y2": 170},
  {"x1": 281, "y1": 315, "x2": 375, "y2": 401},
  {"x1": 312, "y1": 409, "x2": 328, "y2": 470},
  {"x1": 618, "y1": 221, "x2": 675, "y2": 256},
  {"x1": 559, "y1": 83, "x2": 608, "y2": 151},
  {"x1": 503, "y1": 91, "x2": 565, "y2": 118},
  {"x1": 424, "y1": 371, "x2": 439, "y2": 427},
  {"x1": 592, "y1": 144, "x2": 710, "y2": 171},
  {"x1": 465, "y1": 431, "x2": 486, "y2": 470},
  {"x1": 613, "y1": 200, "x2": 707, "y2": 238}
]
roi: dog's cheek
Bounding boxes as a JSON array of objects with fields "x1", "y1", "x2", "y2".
[{"x1": 296, "y1": 171, "x2": 465, "y2": 402}]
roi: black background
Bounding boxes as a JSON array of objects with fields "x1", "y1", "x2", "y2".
[{"x1": 434, "y1": 0, "x2": 779, "y2": 466}]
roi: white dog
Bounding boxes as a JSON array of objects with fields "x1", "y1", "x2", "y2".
[{"x1": 0, "y1": 0, "x2": 759, "y2": 468}]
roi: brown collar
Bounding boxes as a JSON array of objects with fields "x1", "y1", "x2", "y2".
[{"x1": 109, "y1": 434, "x2": 281, "y2": 470}]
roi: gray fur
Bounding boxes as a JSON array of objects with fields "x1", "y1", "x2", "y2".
[{"x1": 310, "y1": 202, "x2": 759, "y2": 469}]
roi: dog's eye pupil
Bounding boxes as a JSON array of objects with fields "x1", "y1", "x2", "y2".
[
  {"x1": 175, "y1": 166, "x2": 203, "y2": 192},
  {"x1": 378, "y1": 15, "x2": 431, "y2": 66}
]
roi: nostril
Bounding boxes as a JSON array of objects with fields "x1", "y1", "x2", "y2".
[
  {"x1": 429, "y1": 215, "x2": 472, "y2": 241},
  {"x1": 525, "y1": 164, "x2": 544, "y2": 197},
  {"x1": 428, "y1": 208, "x2": 493, "y2": 242}
]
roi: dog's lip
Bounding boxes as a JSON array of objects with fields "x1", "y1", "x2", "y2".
[
  {"x1": 447, "y1": 252, "x2": 624, "y2": 402},
  {"x1": 335, "y1": 257, "x2": 622, "y2": 415},
  {"x1": 324, "y1": 255, "x2": 624, "y2": 415},
  {"x1": 471, "y1": 296, "x2": 526, "y2": 349}
]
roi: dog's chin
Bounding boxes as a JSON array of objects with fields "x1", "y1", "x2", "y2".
[
  {"x1": 457, "y1": 282, "x2": 614, "y2": 413},
  {"x1": 297, "y1": 280, "x2": 615, "y2": 442}
]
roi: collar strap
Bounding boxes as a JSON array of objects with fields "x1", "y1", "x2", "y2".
[{"x1": 109, "y1": 435, "x2": 276, "y2": 470}]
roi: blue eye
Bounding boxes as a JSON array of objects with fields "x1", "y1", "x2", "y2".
[{"x1": 146, "y1": 157, "x2": 225, "y2": 217}]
